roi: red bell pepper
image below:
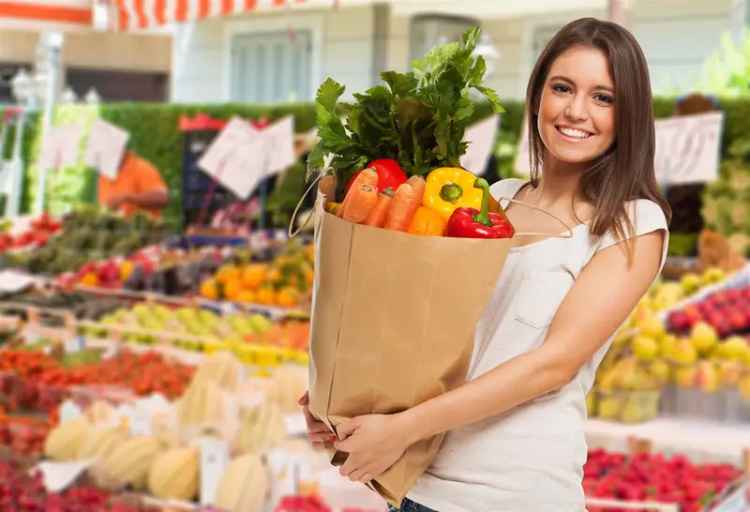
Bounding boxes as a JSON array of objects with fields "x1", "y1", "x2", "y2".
[
  {"x1": 445, "y1": 178, "x2": 514, "y2": 239},
  {"x1": 345, "y1": 159, "x2": 407, "y2": 193}
]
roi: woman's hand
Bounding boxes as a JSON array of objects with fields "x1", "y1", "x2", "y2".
[
  {"x1": 334, "y1": 413, "x2": 415, "y2": 483},
  {"x1": 298, "y1": 392, "x2": 336, "y2": 448}
]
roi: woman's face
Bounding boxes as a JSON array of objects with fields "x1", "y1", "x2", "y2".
[{"x1": 537, "y1": 45, "x2": 616, "y2": 167}]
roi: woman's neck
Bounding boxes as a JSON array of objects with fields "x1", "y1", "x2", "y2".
[{"x1": 531, "y1": 157, "x2": 584, "y2": 210}]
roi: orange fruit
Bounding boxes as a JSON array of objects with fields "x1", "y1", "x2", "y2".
[
  {"x1": 241, "y1": 264, "x2": 267, "y2": 289},
  {"x1": 276, "y1": 287, "x2": 300, "y2": 307},
  {"x1": 79, "y1": 272, "x2": 99, "y2": 287},
  {"x1": 256, "y1": 287, "x2": 275, "y2": 305},
  {"x1": 200, "y1": 279, "x2": 219, "y2": 300},
  {"x1": 223, "y1": 280, "x2": 243, "y2": 301},
  {"x1": 237, "y1": 290, "x2": 257, "y2": 304},
  {"x1": 216, "y1": 265, "x2": 240, "y2": 285}
]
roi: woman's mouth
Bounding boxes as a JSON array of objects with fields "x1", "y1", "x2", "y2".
[{"x1": 555, "y1": 125, "x2": 593, "y2": 140}]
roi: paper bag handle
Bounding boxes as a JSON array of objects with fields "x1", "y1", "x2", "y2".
[
  {"x1": 288, "y1": 173, "x2": 323, "y2": 238},
  {"x1": 497, "y1": 197, "x2": 575, "y2": 238}
]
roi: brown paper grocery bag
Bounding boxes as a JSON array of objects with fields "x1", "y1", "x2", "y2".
[{"x1": 308, "y1": 206, "x2": 514, "y2": 505}]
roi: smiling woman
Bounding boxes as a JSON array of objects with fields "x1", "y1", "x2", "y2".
[{"x1": 303, "y1": 18, "x2": 672, "y2": 512}]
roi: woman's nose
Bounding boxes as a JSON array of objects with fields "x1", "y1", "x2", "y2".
[{"x1": 564, "y1": 94, "x2": 588, "y2": 121}]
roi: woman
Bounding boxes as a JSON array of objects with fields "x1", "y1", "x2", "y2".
[{"x1": 302, "y1": 17, "x2": 671, "y2": 511}]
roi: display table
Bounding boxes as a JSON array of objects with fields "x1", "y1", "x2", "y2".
[{"x1": 586, "y1": 417, "x2": 750, "y2": 465}]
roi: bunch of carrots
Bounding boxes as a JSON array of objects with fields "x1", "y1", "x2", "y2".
[{"x1": 332, "y1": 169, "x2": 426, "y2": 232}]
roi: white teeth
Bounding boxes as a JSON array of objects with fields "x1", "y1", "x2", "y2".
[{"x1": 558, "y1": 127, "x2": 591, "y2": 139}]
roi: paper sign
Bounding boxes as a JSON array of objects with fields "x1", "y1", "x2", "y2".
[
  {"x1": 34, "y1": 460, "x2": 94, "y2": 493},
  {"x1": 38, "y1": 124, "x2": 83, "y2": 171},
  {"x1": 59, "y1": 400, "x2": 83, "y2": 423},
  {"x1": 711, "y1": 482, "x2": 748, "y2": 511},
  {"x1": 84, "y1": 119, "x2": 129, "y2": 180},
  {"x1": 199, "y1": 436, "x2": 230, "y2": 505},
  {"x1": 461, "y1": 115, "x2": 499, "y2": 175},
  {"x1": 654, "y1": 111, "x2": 723, "y2": 185},
  {"x1": 284, "y1": 413, "x2": 307, "y2": 437},
  {"x1": 64, "y1": 335, "x2": 85, "y2": 354},
  {"x1": 258, "y1": 115, "x2": 295, "y2": 175},
  {"x1": 199, "y1": 116, "x2": 297, "y2": 199}
]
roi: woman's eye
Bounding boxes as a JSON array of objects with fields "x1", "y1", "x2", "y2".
[
  {"x1": 552, "y1": 83, "x2": 571, "y2": 93},
  {"x1": 594, "y1": 93, "x2": 614, "y2": 104}
]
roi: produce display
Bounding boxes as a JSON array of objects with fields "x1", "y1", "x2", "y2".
[
  {"x1": 0, "y1": 348, "x2": 194, "y2": 400},
  {"x1": 58, "y1": 244, "x2": 227, "y2": 294},
  {"x1": 589, "y1": 267, "x2": 745, "y2": 423},
  {"x1": 4, "y1": 208, "x2": 169, "y2": 275},
  {"x1": 0, "y1": 289, "x2": 125, "y2": 320},
  {"x1": 87, "y1": 302, "x2": 309, "y2": 356},
  {"x1": 0, "y1": 458, "x2": 160, "y2": 511},
  {"x1": 199, "y1": 240, "x2": 313, "y2": 307},
  {"x1": 584, "y1": 448, "x2": 741, "y2": 512},
  {"x1": 702, "y1": 159, "x2": 750, "y2": 258},
  {"x1": 31, "y1": 353, "x2": 309, "y2": 510},
  {"x1": 0, "y1": 213, "x2": 62, "y2": 253}
]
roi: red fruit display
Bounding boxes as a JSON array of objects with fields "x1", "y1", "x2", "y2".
[
  {"x1": 584, "y1": 448, "x2": 741, "y2": 511},
  {"x1": 0, "y1": 213, "x2": 62, "y2": 254},
  {"x1": 0, "y1": 458, "x2": 159, "y2": 511},
  {"x1": 668, "y1": 284, "x2": 750, "y2": 338},
  {"x1": 0, "y1": 349, "x2": 194, "y2": 403}
]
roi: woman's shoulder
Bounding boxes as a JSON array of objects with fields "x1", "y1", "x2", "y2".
[
  {"x1": 622, "y1": 198, "x2": 669, "y2": 234},
  {"x1": 596, "y1": 198, "x2": 669, "y2": 262}
]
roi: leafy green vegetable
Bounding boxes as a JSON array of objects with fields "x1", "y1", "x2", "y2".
[{"x1": 310, "y1": 27, "x2": 504, "y2": 187}]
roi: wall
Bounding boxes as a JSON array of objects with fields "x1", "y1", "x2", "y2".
[
  {"x1": 0, "y1": 29, "x2": 170, "y2": 72},
  {"x1": 632, "y1": 0, "x2": 737, "y2": 94},
  {"x1": 171, "y1": 5, "x2": 376, "y2": 102}
]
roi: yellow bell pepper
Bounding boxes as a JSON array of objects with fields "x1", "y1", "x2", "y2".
[
  {"x1": 424, "y1": 167, "x2": 484, "y2": 220},
  {"x1": 408, "y1": 206, "x2": 447, "y2": 236}
]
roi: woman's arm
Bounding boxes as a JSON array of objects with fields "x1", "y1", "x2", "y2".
[{"x1": 335, "y1": 230, "x2": 665, "y2": 482}]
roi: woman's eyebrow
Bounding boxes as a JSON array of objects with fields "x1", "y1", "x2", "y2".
[{"x1": 548, "y1": 75, "x2": 573, "y2": 84}]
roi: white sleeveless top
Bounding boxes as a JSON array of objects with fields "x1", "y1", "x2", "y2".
[{"x1": 407, "y1": 179, "x2": 669, "y2": 512}]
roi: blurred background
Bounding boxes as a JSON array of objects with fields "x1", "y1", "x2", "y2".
[{"x1": 0, "y1": 2, "x2": 748, "y2": 511}]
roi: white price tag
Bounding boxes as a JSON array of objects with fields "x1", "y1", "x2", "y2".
[
  {"x1": 85, "y1": 119, "x2": 129, "y2": 180},
  {"x1": 64, "y1": 336, "x2": 85, "y2": 354},
  {"x1": 59, "y1": 400, "x2": 83, "y2": 423},
  {"x1": 199, "y1": 436, "x2": 229, "y2": 506},
  {"x1": 712, "y1": 483, "x2": 748, "y2": 511},
  {"x1": 284, "y1": 413, "x2": 308, "y2": 437},
  {"x1": 130, "y1": 409, "x2": 151, "y2": 436},
  {"x1": 33, "y1": 459, "x2": 94, "y2": 493}
]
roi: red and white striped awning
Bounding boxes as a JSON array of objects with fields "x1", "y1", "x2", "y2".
[
  {"x1": 0, "y1": 0, "x2": 93, "y2": 31},
  {"x1": 115, "y1": 0, "x2": 302, "y2": 31}
]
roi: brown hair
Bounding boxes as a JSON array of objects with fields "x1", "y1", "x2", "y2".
[{"x1": 526, "y1": 17, "x2": 671, "y2": 248}]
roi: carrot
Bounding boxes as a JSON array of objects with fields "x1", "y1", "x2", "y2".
[
  {"x1": 341, "y1": 184, "x2": 378, "y2": 223},
  {"x1": 385, "y1": 183, "x2": 420, "y2": 231},
  {"x1": 364, "y1": 189, "x2": 394, "y2": 228},
  {"x1": 318, "y1": 174, "x2": 336, "y2": 201},
  {"x1": 407, "y1": 175, "x2": 426, "y2": 204},
  {"x1": 340, "y1": 168, "x2": 378, "y2": 216}
]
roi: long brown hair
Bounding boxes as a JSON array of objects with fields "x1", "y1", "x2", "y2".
[{"x1": 526, "y1": 17, "x2": 671, "y2": 247}]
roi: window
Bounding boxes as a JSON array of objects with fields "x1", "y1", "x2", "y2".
[
  {"x1": 230, "y1": 30, "x2": 312, "y2": 103},
  {"x1": 410, "y1": 15, "x2": 479, "y2": 62}
]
